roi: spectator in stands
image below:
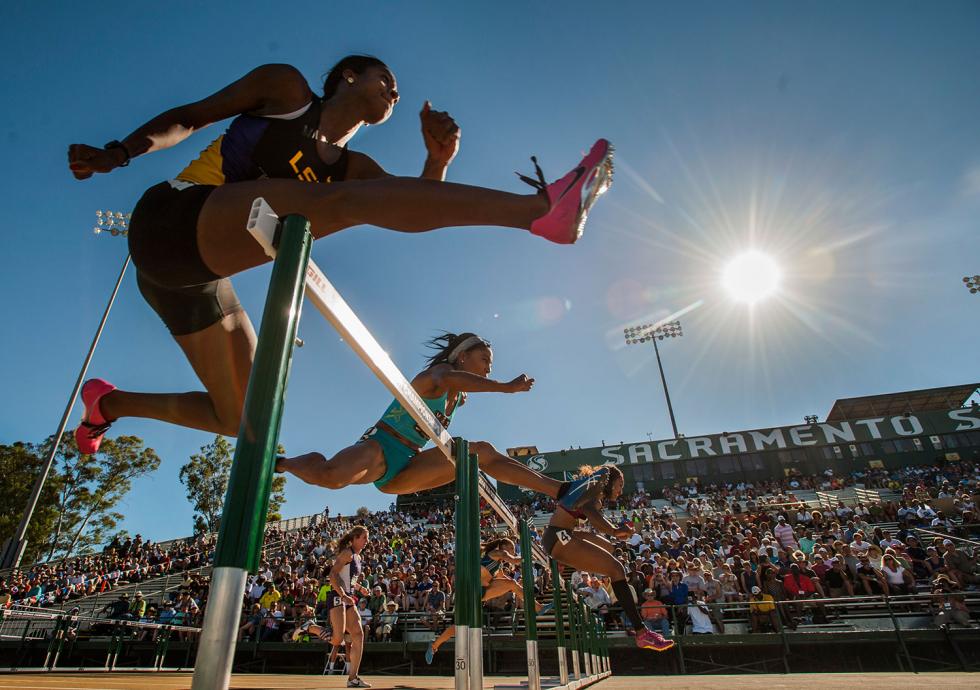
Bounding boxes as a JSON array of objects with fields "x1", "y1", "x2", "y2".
[
  {"x1": 748, "y1": 586, "x2": 779, "y2": 632},
  {"x1": 849, "y1": 533, "x2": 871, "y2": 557},
  {"x1": 738, "y1": 562, "x2": 757, "y2": 598},
  {"x1": 932, "y1": 575, "x2": 971, "y2": 629},
  {"x1": 879, "y1": 554, "x2": 914, "y2": 595},
  {"x1": 943, "y1": 540, "x2": 979, "y2": 587},
  {"x1": 259, "y1": 581, "x2": 282, "y2": 613},
  {"x1": 367, "y1": 585, "x2": 387, "y2": 619},
  {"x1": 129, "y1": 590, "x2": 147, "y2": 620},
  {"x1": 774, "y1": 516, "x2": 799, "y2": 552},
  {"x1": 681, "y1": 564, "x2": 706, "y2": 598},
  {"x1": 376, "y1": 601, "x2": 399, "y2": 641},
  {"x1": 686, "y1": 596, "x2": 718, "y2": 634},
  {"x1": 932, "y1": 511, "x2": 956, "y2": 533},
  {"x1": 260, "y1": 601, "x2": 284, "y2": 641},
  {"x1": 584, "y1": 575, "x2": 612, "y2": 625},
  {"x1": 101, "y1": 592, "x2": 131, "y2": 620},
  {"x1": 924, "y1": 546, "x2": 946, "y2": 577},
  {"x1": 424, "y1": 579, "x2": 447, "y2": 632},
  {"x1": 825, "y1": 558, "x2": 854, "y2": 598},
  {"x1": 640, "y1": 589, "x2": 671, "y2": 638},
  {"x1": 357, "y1": 598, "x2": 374, "y2": 639},
  {"x1": 238, "y1": 603, "x2": 263, "y2": 641},
  {"x1": 855, "y1": 555, "x2": 888, "y2": 595}
]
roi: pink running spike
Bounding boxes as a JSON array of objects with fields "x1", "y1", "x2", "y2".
[
  {"x1": 73, "y1": 378, "x2": 116, "y2": 454},
  {"x1": 528, "y1": 139, "x2": 614, "y2": 244},
  {"x1": 636, "y1": 628, "x2": 675, "y2": 652}
]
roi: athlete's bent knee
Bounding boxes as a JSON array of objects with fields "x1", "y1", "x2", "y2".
[
  {"x1": 470, "y1": 440, "x2": 498, "y2": 458},
  {"x1": 215, "y1": 415, "x2": 242, "y2": 438}
]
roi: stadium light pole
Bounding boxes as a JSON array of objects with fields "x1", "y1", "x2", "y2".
[
  {"x1": 0, "y1": 211, "x2": 131, "y2": 570},
  {"x1": 964, "y1": 275, "x2": 980, "y2": 295},
  {"x1": 624, "y1": 320, "x2": 683, "y2": 439}
]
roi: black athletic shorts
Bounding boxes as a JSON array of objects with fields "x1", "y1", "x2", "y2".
[
  {"x1": 128, "y1": 181, "x2": 243, "y2": 336},
  {"x1": 541, "y1": 526, "x2": 573, "y2": 555}
]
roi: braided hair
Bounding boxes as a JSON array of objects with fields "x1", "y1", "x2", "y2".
[
  {"x1": 573, "y1": 465, "x2": 624, "y2": 509},
  {"x1": 424, "y1": 332, "x2": 491, "y2": 369}
]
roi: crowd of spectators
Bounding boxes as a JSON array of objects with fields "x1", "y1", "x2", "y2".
[
  {"x1": 557, "y1": 461, "x2": 979, "y2": 637},
  {"x1": 0, "y1": 533, "x2": 215, "y2": 611},
  {"x1": 3, "y1": 460, "x2": 977, "y2": 646}
]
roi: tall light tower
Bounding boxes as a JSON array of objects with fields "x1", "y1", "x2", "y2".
[
  {"x1": 963, "y1": 275, "x2": 980, "y2": 295},
  {"x1": 624, "y1": 320, "x2": 683, "y2": 439},
  {"x1": 0, "y1": 211, "x2": 131, "y2": 570}
]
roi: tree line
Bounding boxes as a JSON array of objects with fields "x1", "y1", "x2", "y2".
[{"x1": 0, "y1": 435, "x2": 285, "y2": 566}]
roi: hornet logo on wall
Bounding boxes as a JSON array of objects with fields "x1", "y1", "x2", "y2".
[{"x1": 526, "y1": 455, "x2": 549, "y2": 472}]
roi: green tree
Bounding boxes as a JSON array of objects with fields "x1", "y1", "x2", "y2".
[
  {"x1": 0, "y1": 442, "x2": 63, "y2": 566},
  {"x1": 179, "y1": 436, "x2": 287, "y2": 534},
  {"x1": 180, "y1": 436, "x2": 234, "y2": 535},
  {"x1": 47, "y1": 434, "x2": 161, "y2": 561}
]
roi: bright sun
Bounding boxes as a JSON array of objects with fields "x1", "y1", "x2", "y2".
[{"x1": 722, "y1": 251, "x2": 781, "y2": 303}]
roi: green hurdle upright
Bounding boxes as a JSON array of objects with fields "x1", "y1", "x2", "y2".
[
  {"x1": 550, "y1": 560, "x2": 569, "y2": 686},
  {"x1": 190, "y1": 214, "x2": 312, "y2": 690},
  {"x1": 454, "y1": 439, "x2": 482, "y2": 690},
  {"x1": 566, "y1": 578, "x2": 582, "y2": 681},
  {"x1": 519, "y1": 519, "x2": 541, "y2": 690}
]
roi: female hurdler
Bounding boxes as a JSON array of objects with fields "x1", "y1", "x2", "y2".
[
  {"x1": 67, "y1": 55, "x2": 613, "y2": 455},
  {"x1": 277, "y1": 332, "x2": 570, "y2": 500},
  {"x1": 425, "y1": 536, "x2": 549, "y2": 664},
  {"x1": 543, "y1": 466, "x2": 675, "y2": 652}
]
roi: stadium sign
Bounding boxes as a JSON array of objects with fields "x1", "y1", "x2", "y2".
[{"x1": 523, "y1": 407, "x2": 980, "y2": 472}]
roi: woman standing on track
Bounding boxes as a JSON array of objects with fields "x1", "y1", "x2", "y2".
[
  {"x1": 277, "y1": 332, "x2": 571, "y2": 499},
  {"x1": 542, "y1": 465, "x2": 676, "y2": 652},
  {"x1": 322, "y1": 525, "x2": 372, "y2": 688},
  {"x1": 67, "y1": 55, "x2": 613, "y2": 455}
]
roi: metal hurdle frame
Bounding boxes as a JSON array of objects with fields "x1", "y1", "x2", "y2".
[
  {"x1": 516, "y1": 521, "x2": 610, "y2": 690},
  {"x1": 190, "y1": 200, "x2": 608, "y2": 690}
]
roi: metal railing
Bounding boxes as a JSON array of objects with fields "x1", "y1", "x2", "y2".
[{"x1": 0, "y1": 604, "x2": 201, "y2": 672}]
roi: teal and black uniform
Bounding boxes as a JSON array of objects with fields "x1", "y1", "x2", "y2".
[
  {"x1": 542, "y1": 467, "x2": 610, "y2": 554},
  {"x1": 362, "y1": 392, "x2": 460, "y2": 488},
  {"x1": 480, "y1": 553, "x2": 505, "y2": 599}
]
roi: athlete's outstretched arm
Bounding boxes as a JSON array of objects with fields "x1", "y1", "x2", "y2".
[
  {"x1": 68, "y1": 64, "x2": 311, "y2": 179},
  {"x1": 487, "y1": 548, "x2": 522, "y2": 566},
  {"x1": 418, "y1": 364, "x2": 534, "y2": 396},
  {"x1": 580, "y1": 504, "x2": 631, "y2": 540}
]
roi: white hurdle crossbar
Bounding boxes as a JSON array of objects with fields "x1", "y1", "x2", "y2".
[{"x1": 247, "y1": 198, "x2": 544, "y2": 546}]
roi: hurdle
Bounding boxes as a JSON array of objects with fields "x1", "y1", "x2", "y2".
[
  {"x1": 190, "y1": 200, "x2": 604, "y2": 689},
  {"x1": 509, "y1": 521, "x2": 610, "y2": 690}
]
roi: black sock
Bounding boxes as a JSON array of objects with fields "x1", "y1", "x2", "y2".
[{"x1": 612, "y1": 579, "x2": 644, "y2": 631}]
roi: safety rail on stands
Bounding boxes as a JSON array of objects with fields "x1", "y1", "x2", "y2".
[
  {"x1": 0, "y1": 603, "x2": 201, "y2": 672},
  {"x1": 912, "y1": 525, "x2": 980, "y2": 548},
  {"x1": 855, "y1": 487, "x2": 883, "y2": 504}
]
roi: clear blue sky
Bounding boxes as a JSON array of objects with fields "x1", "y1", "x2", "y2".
[{"x1": 2, "y1": 1, "x2": 978, "y2": 542}]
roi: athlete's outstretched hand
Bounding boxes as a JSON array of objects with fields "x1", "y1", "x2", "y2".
[
  {"x1": 420, "y1": 101, "x2": 460, "y2": 167},
  {"x1": 504, "y1": 374, "x2": 535, "y2": 393},
  {"x1": 68, "y1": 143, "x2": 127, "y2": 180}
]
